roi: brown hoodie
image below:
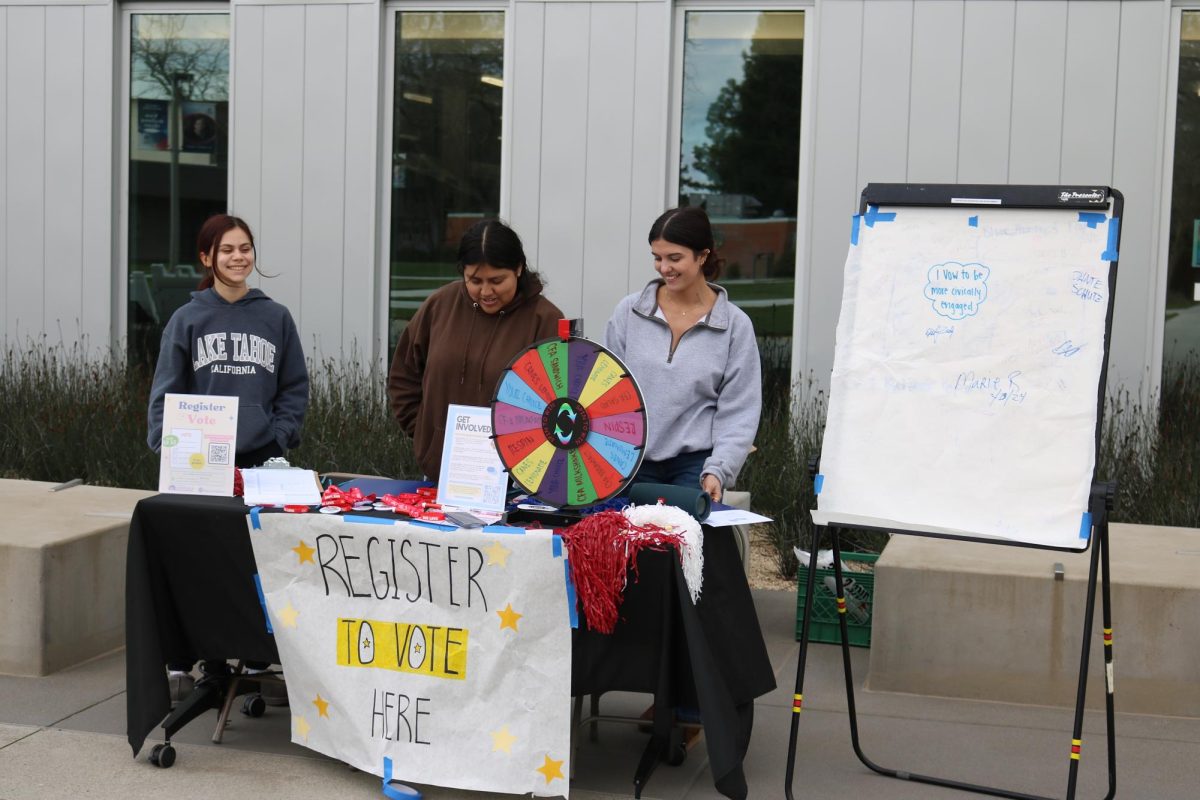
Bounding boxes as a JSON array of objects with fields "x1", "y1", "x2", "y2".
[{"x1": 388, "y1": 280, "x2": 563, "y2": 479}]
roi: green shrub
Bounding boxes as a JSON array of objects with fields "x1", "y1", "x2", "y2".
[
  {"x1": 0, "y1": 340, "x2": 158, "y2": 487},
  {"x1": 2, "y1": 339, "x2": 1197, "y2": 582}
]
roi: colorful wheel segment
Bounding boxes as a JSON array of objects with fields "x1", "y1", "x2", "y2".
[{"x1": 491, "y1": 336, "x2": 647, "y2": 509}]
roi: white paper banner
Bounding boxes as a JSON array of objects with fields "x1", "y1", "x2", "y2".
[
  {"x1": 249, "y1": 514, "x2": 572, "y2": 796},
  {"x1": 816, "y1": 206, "x2": 1112, "y2": 549}
]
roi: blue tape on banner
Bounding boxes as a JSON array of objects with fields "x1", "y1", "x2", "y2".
[
  {"x1": 1102, "y1": 217, "x2": 1120, "y2": 261},
  {"x1": 343, "y1": 514, "x2": 395, "y2": 526},
  {"x1": 552, "y1": 534, "x2": 563, "y2": 558},
  {"x1": 253, "y1": 574, "x2": 273, "y2": 634},
  {"x1": 814, "y1": 474, "x2": 824, "y2": 494},
  {"x1": 968, "y1": 215, "x2": 978, "y2": 227},
  {"x1": 382, "y1": 757, "x2": 422, "y2": 799},
  {"x1": 410, "y1": 520, "x2": 456, "y2": 532},
  {"x1": 864, "y1": 205, "x2": 896, "y2": 228},
  {"x1": 249, "y1": 506, "x2": 262, "y2": 530},
  {"x1": 564, "y1": 560, "x2": 579, "y2": 629},
  {"x1": 1077, "y1": 211, "x2": 1106, "y2": 229},
  {"x1": 1079, "y1": 512, "x2": 1092, "y2": 540},
  {"x1": 850, "y1": 214, "x2": 862, "y2": 245},
  {"x1": 482, "y1": 525, "x2": 526, "y2": 535}
]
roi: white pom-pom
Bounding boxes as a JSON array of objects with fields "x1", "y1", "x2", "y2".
[{"x1": 622, "y1": 503, "x2": 704, "y2": 603}]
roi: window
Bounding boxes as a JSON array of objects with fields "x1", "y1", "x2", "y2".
[
  {"x1": 125, "y1": 12, "x2": 231, "y2": 364},
  {"x1": 387, "y1": 10, "x2": 506, "y2": 348},
  {"x1": 676, "y1": 9, "x2": 804, "y2": 369},
  {"x1": 1166, "y1": 11, "x2": 1200, "y2": 374}
]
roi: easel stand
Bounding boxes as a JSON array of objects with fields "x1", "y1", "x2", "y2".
[{"x1": 784, "y1": 481, "x2": 1117, "y2": 800}]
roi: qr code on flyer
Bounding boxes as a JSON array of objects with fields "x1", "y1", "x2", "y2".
[{"x1": 208, "y1": 442, "x2": 231, "y2": 466}]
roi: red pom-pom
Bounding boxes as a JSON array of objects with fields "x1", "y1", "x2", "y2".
[{"x1": 558, "y1": 511, "x2": 685, "y2": 634}]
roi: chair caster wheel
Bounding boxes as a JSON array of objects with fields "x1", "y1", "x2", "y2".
[
  {"x1": 664, "y1": 729, "x2": 686, "y2": 766},
  {"x1": 242, "y1": 693, "x2": 266, "y2": 718},
  {"x1": 149, "y1": 743, "x2": 176, "y2": 768}
]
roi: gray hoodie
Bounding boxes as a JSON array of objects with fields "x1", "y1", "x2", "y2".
[
  {"x1": 147, "y1": 288, "x2": 309, "y2": 456},
  {"x1": 604, "y1": 280, "x2": 761, "y2": 490}
]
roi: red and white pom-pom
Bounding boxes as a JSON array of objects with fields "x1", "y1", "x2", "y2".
[
  {"x1": 559, "y1": 510, "x2": 685, "y2": 634},
  {"x1": 623, "y1": 503, "x2": 704, "y2": 604}
]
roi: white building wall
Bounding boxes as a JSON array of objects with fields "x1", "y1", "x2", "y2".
[
  {"x1": 508, "y1": 0, "x2": 671, "y2": 337},
  {"x1": 1, "y1": 0, "x2": 114, "y2": 353},
  {"x1": 796, "y1": 0, "x2": 1171, "y2": 396},
  {"x1": 230, "y1": 0, "x2": 381, "y2": 360},
  {"x1": 0, "y1": 0, "x2": 1176, "y2": 397}
]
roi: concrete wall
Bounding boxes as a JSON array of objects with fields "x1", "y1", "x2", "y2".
[
  {"x1": 0, "y1": 480, "x2": 155, "y2": 676},
  {"x1": 867, "y1": 523, "x2": 1200, "y2": 717}
]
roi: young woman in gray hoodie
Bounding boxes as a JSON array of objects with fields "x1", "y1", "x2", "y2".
[
  {"x1": 605, "y1": 206, "x2": 761, "y2": 503},
  {"x1": 146, "y1": 214, "x2": 309, "y2": 468},
  {"x1": 145, "y1": 213, "x2": 309, "y2": 701}
]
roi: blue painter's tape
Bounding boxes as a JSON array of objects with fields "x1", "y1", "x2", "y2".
[
  {"x1": 1079, "y1": 512, "x2": 1092, "y2": 540},
  {"x1": 552, "y1": 534, "x2": 563, "y2": 558},
  {"x1": 253, "y1": 573, "x2": 273, "y2": 634},
  {"x1": 343, "y1": 514, "x2": 396, "y2": 526},
  {"x1": 814, "y1": 474, "x2": 824, "y2": 495},
  {"x1": 850, "y1": 214, "x2": 861, "y2": 245},
  {"x1": 1077, "y1": 211, "x2": 1106, "y2": 229},
  {"x1": 1102, "y1": 217, "x2": 1120, "y2": 261},
  {"x1": 382, "y1": 757, "x2": 422, "y2": 799},
  {"x1": 864, "y1": 205, "x2": 897, "y2": 228},
  {"x1": 483, "y1": 524, "x2": 526, "y2": 535},
  {"x1": 564, "y1": 560, "x2": 579, "y2": 629},
  {"x1": 968, "y1": 215, "x2": 978, "y2": 227},
  {"x1": 410, "y1": 520, "x2": 456, "y2": 532},
  {"x1": 249, "y1": 506, "x2": 262, "y2": 530}
]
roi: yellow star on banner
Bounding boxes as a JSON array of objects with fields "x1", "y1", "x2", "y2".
[
  {"x1": 292, "y1": 540, "x2": 316, "y2": 564},
  {"x1": 277, "y1": 602, "x2": 300, "y2": 628},
  {"x1": 312, "y1": 694, "x2": 330, "y2": 718},
  {"x1": 484, "y1": 540, "x2": 512, "y2": 567},
  {"x1": 490, "y1": 725, "x2": 517, "y2": 754},
  {"x1": 294, "y1": 714, "x2": 311, "y2": 742},
  {"x1": 535, "y1": 753, "x2": 565, "y2": 784},
  {"x1": 497, "y1": 603, "x2": 522, "y2": 631}
]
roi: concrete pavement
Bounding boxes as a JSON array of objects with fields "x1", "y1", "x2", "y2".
[{"x1": 1, "y1": 587, "x2": 1197, "y2": 799}]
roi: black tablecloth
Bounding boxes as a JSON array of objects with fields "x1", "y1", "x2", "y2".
[
  {"x1": 572, "y1": 528, "x2": 776, "y2": 799},
  {"x1": 126, "y1": 494, "x2": 278, "y2": 757},
  {"x1": 126, "y1": 495, "x2": 775, "y2": 798}
]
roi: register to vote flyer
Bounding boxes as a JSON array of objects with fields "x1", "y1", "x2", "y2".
[{"x1": 158, "y1": 393, "x2": 239, "y2": 496}]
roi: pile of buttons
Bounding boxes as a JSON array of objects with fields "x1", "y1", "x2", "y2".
[
  {"x1": 377, "y1": 487, "x2": 445, "y2": 522},
  {"x1": 317, "y1": 485, "x2": 377, "y2": 514}
]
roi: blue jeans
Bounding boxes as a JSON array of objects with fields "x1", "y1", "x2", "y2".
[{"x1": 632, "y1": 449, "x2": 711, "y2": 491}]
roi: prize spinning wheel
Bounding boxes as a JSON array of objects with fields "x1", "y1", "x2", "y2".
[{"x1": 491, "y1": 334, "x2": 647, "y2": 509}]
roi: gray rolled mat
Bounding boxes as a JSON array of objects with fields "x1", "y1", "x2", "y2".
[{"x1": 627, "y1": 482, "x2": 711, "y2": 522}]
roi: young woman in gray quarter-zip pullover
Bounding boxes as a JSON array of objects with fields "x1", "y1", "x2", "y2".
[{"x1": 604, "y1": 207, "x2": 761, "y2": 502}]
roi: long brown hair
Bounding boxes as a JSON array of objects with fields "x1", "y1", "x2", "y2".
[{"x1": 196, "y1": 214, "x2": 257, "y2": 290}]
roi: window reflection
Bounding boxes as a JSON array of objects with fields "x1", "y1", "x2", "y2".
[
  {"x1": 679, "y1": 10, "x2": 804, "y2": 371},
  {"x1": 389, "y1": 11, "x2": 505, "y2": 348},
  {"x1": 1166, "y1": 12, "x2": 1200, "y2": 370},
  {"x1": 127, "y1": 13, "x2": 230, "y2": 364}
]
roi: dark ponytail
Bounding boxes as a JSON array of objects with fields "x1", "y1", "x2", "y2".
[
  {"x1": 457, "y1": 218, "x2": 544, "y2": 296},
  {"x1": 648, "y1": 206, "x2": 723, "y2": 282}
]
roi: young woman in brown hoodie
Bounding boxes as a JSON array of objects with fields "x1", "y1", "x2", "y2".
[{"x1": 387, "y1": 219, "x2": 563, "y2": 478}]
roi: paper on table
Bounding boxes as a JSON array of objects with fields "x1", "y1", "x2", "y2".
[
  {"x1": 705, "y1": 508, "x2": 773, "y2": 527},
  {"x1": 241, "y1": 468, "x2": 322, "y2": 506}
]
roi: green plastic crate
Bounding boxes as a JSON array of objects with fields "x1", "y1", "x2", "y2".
[{"x1": 795, "y1": 552, "x2": 878, "y2": 647}]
